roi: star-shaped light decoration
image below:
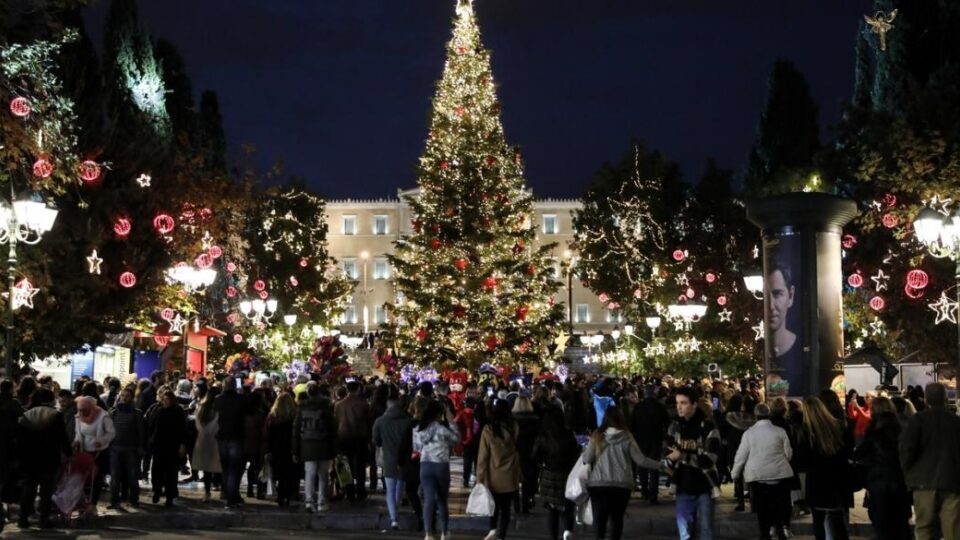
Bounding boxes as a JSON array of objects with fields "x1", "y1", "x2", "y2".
[
  {"x1": 135, "y1": 173, "x2": 152, "y2": 188},
  {"x1": 554, "y1": 331, "x2": 569, "y2": 355},
  {"x1": 854, "y1": 338, "x2": 864, "y2": 349},
  {"x1": 752, "y1": 245, "x2": 760, "y2": 259},
  {"x1": 871, "y1": 269, "x2": 890, "y2": 292},
  {"x1": 928, "y1": 292, "x2": 959, "y2": 325},
  {"x1": 673, "y1": 338, "x2": 687, "y2": 353},
  {"x1": 87, "y1": 250, "x2": 103, "y2": 275},
  {"x1": 643, "y1": 344, "x2": 658, "y2": 357},
  {"x1": 925, "y1": 194, "x2": 953, "y2": 216},
  {"x1": 674, "y1": 273, "x2": 689, "y2": 287},
  {"x1": 201, "y1": 231, "x2": 214, "y2": 250},
  {"x1": 869, "y1": 317, "x2": 887, "y2": 337},
  {"x1": 687, "y1": 337, "x2": 700, "y2": 352},
  {"x1": 168, "y1": 313, "x2": 186, "y2": 334},
  {"x1": 654, "y1": 343, "x2": 667, "y2": 356},
  {"x1": 752, "y1": 322, "x2": 765, "y2": 341},
  {"x1": 673, "y1": 319, "x2": 685, "y2": 332},
  {"x1": 718, "y1": 308, "x2": 732, "y2": 322},
  {"x1": 868, "y1": 200, "x2": 884, "y2": 212},
  {"x1": 12, "y1": 279, "x2": 39, "y2": 310}
]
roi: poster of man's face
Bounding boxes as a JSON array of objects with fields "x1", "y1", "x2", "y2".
[{"x1": 764, "y1": 236, "x2": 803, "y2": 398}]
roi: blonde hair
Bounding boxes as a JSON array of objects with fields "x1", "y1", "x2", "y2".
[
  {"x1": 801, "y1": 396, "x2": 843, "y2": 457},
  {"x1": 870, "y1": 396, "x2": 895, "y2": 417},
  {"x1": 512, "y1": 396, "x2": 534, "y2": 414},
  {"x1": 270, "y1": 392, "x2": 297, "y2": 423}
]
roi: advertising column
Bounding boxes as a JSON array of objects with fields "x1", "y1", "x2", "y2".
[{"x1": 747, "y1": 193, "x2": 857, "y2": 400}]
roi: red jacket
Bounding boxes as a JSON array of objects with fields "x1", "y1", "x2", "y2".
[{"x1": 847, "y1": 401, "x2": 871, "y2": 438}]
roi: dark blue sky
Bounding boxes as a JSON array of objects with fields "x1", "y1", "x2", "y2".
[{"x1": 85, "y1": 0, "x2": 873, "y2": 199}]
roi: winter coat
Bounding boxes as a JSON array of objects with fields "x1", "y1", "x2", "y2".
[
  {"x1": 293, "y1": 396, "x2": 337, "y2": 462},
  {"x1": 266, "y1": 415, "x2": 294, "y2": 461},
  {"x1": 243, "y1": 404, "x2": 267, "y2": 460},
  {"x1": 335, "y1": 394, "x2": 372, "y2": 443},
  {"x1": 630, "y1": 397, "x2": 669, "y2": 458},
  {"x1": 0, "y1": 394, "x2": 23, "y2": 478},
  {"x1": 109, "y1": 404, "x2": 144, "y2": 450},
  {"x1": 796, "y1": 434, "x2": 854, "y2": 509},
  {"x1": 854, "y1": 412, "x2": 908, "y2": 495},
  {"x1": 214, "y1": 390, "x2": 247, "y2": 442},
  {"x1": 193, "y1": 414, "x2": 222, "y2": 473},
  {"x1": 532, "y1": 427, "x2": 580, "y2": 508},
  {"x1": 513, "y1": 411, "x2": 539, "y2": 463},
  {"x1": 17, "y1": 405, "x2": 71, "y2": 473},
  {"x1": 582, "y1": 428, "x2": 660, "y2": 490},
  {"x1": 372, "y1": 405, "x2": 414, "y2": 478},
  {"x1": 75, "y1": 408, "x2": 116, "y2": 452},
  {"x1": 668, "y1": 409, "x2": 722, "y2": 496},
  {"x1": 150, "y1": 405, "x2": 186, "y2": 456},
  {"x1": 61, "y1": 402, "x2": 77, "y2": 443},
  {"x1": 413, "y1": 421, "x2": 459, "y2": 464},
  {"x1": 731, "y1": 419, "x2": 793, "y2": 483},
  {"x1": 900, "y1": 405, "x2": 960, "y2": 493},
  {"x1": 477, "y1": 423, "x2": 522, "y2": 494}
]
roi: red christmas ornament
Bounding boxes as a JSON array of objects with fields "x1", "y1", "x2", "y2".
[
  {"x1": 527, "y1": 264, "x2": 537, "y2": 275},
  {"x1": 485, "y1": 156, "x2": 496, "y2": 168},
  {"x1": 445, "y1": 207, "x2": 455, "y2": 217},
  {"x1": 299, "y1": 258, "x2": 309, "y2": 267},
  {"x1": 869, "y1": 296, "x2": 886, "y2": 311},
  {"x1": 226, "y1": 262, "x2": 237, "y2": 273},
  {"x1": 226, "y1": 286, "x2": 238, "y2": 298},
  {"x1": 515, "y1": 305, "x2": 529, "y2": 321},
  {"x1": 847, "y1": 273, "x2": 864, "y2": 288},
  {"x1": 153, "y1": 335, "x2": 170, "y2": 347},
  {"x1": 439, "y1": 161, "x2": 449, "y2": 170},
  {"x1": 209, "y1": 246, "x2": 223, "y2": 259},
  {"x1": 483, "y1": 276, "x2": 498, "y2": 291},
  {"x1": 906, "y1": 269, "x2": 929, "y2": 290},
  {"x1": 705, "y1": 272, "x2": 717, "y2": 284},
  {"x1": 457, "y1": 46, "x2": 467, "y2": 54},
  {"x1": 78, "y1": 160, "x2": 101, "y2": 182},
  {"x1": 485, "y1": 335, "x2": 499, "y2": 351},
  {"x1": 253, "y1": 279, "x2": 266, "y2": 292},
  {"x1": 882, "y1": 193, "x2": 897, "y2": 208},
  {"x1": 455, "y1": 107, "x2": 465, "y2": 117},
  {"x1": 598, "y1": 293, "x2": 610, "y2": 303},
  {"x1": 904, "y1": 283, "x2": 925, "y2": 300},
  {"x1": 717, "y1": 295, "x2": 728, "y2": 306},
  {"x1": 512, "y1": 243, "x2": 524, "y2": 255},
  {"x1": 258, "y1": 290, "x2": 269, "y2": 300},
  {"x1": 454, "y1": 258, "x2": 468, "y2": 271},
  {"x1": 9, "y1": 97, "x2": 31, "y2": 117},
  {"x1": 32, "y1": 157, "x2": 53, "y2": 178},
  {"x1": 160, "y1": 308, "x2": 175, "y2": 321},
  {"x1": 233, "y1": 334, "x2": 243, "y2": 344},
  {"x1": 113, "y1": 217, "x2": 132, "y2": 237},
  {"x1": 412, "y1": 219, "x2": 423, "y2": 233},
  {"x1": 199, "y1": 208, "x2": 213, "y2": 220},
  {"x1": 195, "y1": 253, "x2": 213, "y2": 269},
  {"x1": 453, "y1": 305, "x2": 467, "y2": 318},
  {"x1": 119, "y1": 272, "x2": 137, "y2": 288},
  {"x1": 881, "y1": 213, "x2": 899, "y2": 228},
  {"x1": 842, "y1": 234, "x2": 857, "y2": 249},
  {"x1": 430, "y1": 238, "x2": 442, "y2": 250},
  {"x1": 152, "y1": 214, "x2": 175, "y2": 234},
  {"x1": 416, "y1": 328, "x2": 428, "y2": 342},
  {"x1": 672, "y1": 249, "x2": 686, "y2": 262}
]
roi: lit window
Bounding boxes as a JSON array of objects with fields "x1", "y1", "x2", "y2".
[
  {"x1": 375, "y1": 305, "x2": 388, "y2": 324},
  {"x1": 607, "y1": 310, "x2": 623, "y2": 323},
  {"x1": 342, "y1": 258, "x2": 358, "y2": 279},
  {"x1": 341, "y1": 306, "x2": 357, "y2": 324},
  {"x1": 343, "y1": 215, "x2": 357, "y2": 235},
  {"x1": 543, "y1": 214, "x2": 558, "y2": 235},
  {"x1": 575, "y1": 304, "x2": 590, "y2": 323},
  {"x1": 373, "y1": 258, "x2": 390, "y2": 280},
  {"x1": 373, "y1": 215, "x2": 389, "y2": 235}
]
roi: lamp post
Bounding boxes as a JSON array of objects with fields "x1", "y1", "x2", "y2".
[
  {"x1": 358, "y1": 251, "x2": 374, "y2": 335},
  {"x1": 913, "y1": 207, "x2": 960, "y2": 386},
  {"x1": 239, "y1": 298, "x2": 278, "y2": 325},
  {"x1": 564, "y1": 249, "x2": 576, "y2": 335},
  {"x1": 0, "y1": 193, "x2": 58, "y2": 376}
]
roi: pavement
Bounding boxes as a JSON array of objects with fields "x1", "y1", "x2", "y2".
[{"x1": 4, "y1": 457, "x2": 879, "y2": 538}]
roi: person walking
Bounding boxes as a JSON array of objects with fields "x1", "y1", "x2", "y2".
[
  {"x1": 244, "y1": 389, "x2": 269, "y2": 500},
  {"x1": 334, "y1": 380, "x2": 372, "y2": 501},
  {"x1": 148, "y1": 390, "x2": 187, "y2": 506},
  {"x1": 532, "y1": 406, "x2": 581, "y2": 540},
  {"x1": 192, "y1": 386, "x2": 222, "y2": 501},
  {"x1": 630, "y1": 383, "x2": 669, "y2": 504},
  {"x1": 725, "y1": 394, "x2": 757, "y2": 511},
  {"x1": 74, "y1": 395, "x2": 116, "y2": 508},
  {"x1": 214, "y1": 375, "x2": 248, "y2": 509},
  {"x1": 512, "y1": 394, "x2": 540, "y2": 514},
  {"x1": 0, "y1": 379, "x2": 22, "y2": 531},
  {"x1": 108, "y1": 387, "x2": 144, "y2": 509},
  {"x1": 853, "y1": 396, "x2": 911, "y2": 540},
  {"x1": 796, "y1": 396, "x2": 852, "y2": 540},
  {"x1": 731, "y1": 403, "x2": 794, "y2": 540},
  {"x1": 414, "y1": 399, "x2": 460, "y2": 540},
  {"x1": 16, "y1": 388, "x2": 70, "y2": 529},
  {"x1": 666, "y1": 387, "x2": 722, "y2": 540},
  {"x1": 266, "y1": 392, "x2": 297, "y2": 507},
  {"x1": 372, "y1": 387, "x2": 414, "y2": 530},
  {"x1": 900, "y1": 383, "x2": 960, "y2": 540},
  {"x1": 478, "y1": 399, "x2": 522, "y2": 540},
  {"x1": 293, "y1": 382, "x2": 338, "y2": 512}
]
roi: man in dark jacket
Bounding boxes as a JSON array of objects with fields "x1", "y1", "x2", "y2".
[
  {"x1": 215, "y1": 375, "x2": 248, "y2": 508},
  {"x1": 631, "y1": 384, "x2": 669, "y2": 503},
  {"x1": 372, "y1": 391, "x2": 413, "y2": 528},
  {"x1": 17, "y1": 388, "x2": 70, "y2": 529},
  {"x1": 900, "y1": 383, "x2": 960, "y2": 540},
  {"x1": 666, "y1": 387, "x2": 721, "y2": 540},
  {"x1": 335, "y1": 380, "x2": 371, "y2": 501},
  {"x1": 57, "y1": 389, "x2": 77, "y2": 443},
  {"x1": 109, "y1": 388, "x2": 144, "y2": 509},
  {"x1": 293, "y1": 383, "x2": 337, "y2": 512},
  {"x1": 0, "y1": 379, "x2": 23, "y2": 531}
]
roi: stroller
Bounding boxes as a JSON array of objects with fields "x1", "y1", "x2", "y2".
[{"x1": 52, "y1": 452, "x2": 98, "y2": 524}]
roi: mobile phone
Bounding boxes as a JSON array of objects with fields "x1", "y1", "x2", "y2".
[
  {"x1": 487, "y1": 388, "x2": 494, "y2": 397},
  {"x1": 235, "y1": 378, "x2": 242, "y2": 390}
]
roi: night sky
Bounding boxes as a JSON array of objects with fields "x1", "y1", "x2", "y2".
[{"x1": 84, "y1": 0, "x2": 873, "y2": 200}]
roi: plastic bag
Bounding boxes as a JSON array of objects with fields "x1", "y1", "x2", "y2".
[
  {"x1": 259, "y1": 455, "x2": 273, "y2": 483},
  {"x1": 52, "y1": 474, "x2": 86, "y2": 515},
  {"x1": 465, "y1": 483, "x2": 495, "y2": 516},
  {"x1": 334, "y1": 455, "x2": 354, "y2": 488},
  {"x1": 564, "y1": 459, "x2": 590, "y2": 503},
  {"x1": 578, "y1": 499, "x2": 593, "y2": 526}
]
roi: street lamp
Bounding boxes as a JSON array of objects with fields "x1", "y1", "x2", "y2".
[
  {"x1": 239, "y1": 297, "x2": 278, "y2": 325},
  {"x1": 913, "y1": 206, "x2": 960, "y2": 387},
  {"x1": 358, "y1": 251, "x2": 374, "y2": 334},
  {"x1": 564, "y1": 249, "x2": 576, "y2": 334},
  {"x1": 0, "y1": 193, "x2": 58, "y2": 376},
  {"x1": 165, "y1": 264, "x2": 217, "y2": 292},
  {"x1": 283, "y1": 314, "x2": 298, "y2": 327},
  {"x1": 743, "y1": 269, "x2": 764, "y2": 299},
  {"x1": 667, "y1": 300, "x2": 707, "y2": 331},
  {"x1": 645, "y1": 315, "x2": 662, "y2": 332}
]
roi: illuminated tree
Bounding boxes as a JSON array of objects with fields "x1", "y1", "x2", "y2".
[{"x1": 389, "y1": 0, "x2": 564, "y2": 368}]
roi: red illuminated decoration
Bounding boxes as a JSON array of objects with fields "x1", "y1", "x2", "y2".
[
  {"x1": 842, "y1": 234, "x2": 857, "y2": 249},
  {"x1": 483, "y1": 276, "x2": 497, "y2": 291},
  {"x1": 717, "y1": 295, "x2": 728, "y2": 306},
  {"x1": 209, "y1": 246, "x2": 223, "y2": 259},
  {"x1": 672, "y1": 249, "x2": 686, "y2": 262},
  {"x1": 906, "y1": 269, "x2": 929, "y2": 290},
  {"x1": 869, "y1": 296, "x2": 886, "y2": 311},
  {"x1": 685, "y1": 288, "x2": 695, "y2": 299},
  {"x1": 195, "y1": 253, "x2": 213, "y2": 269},
  {"x1": 78, "y1": 160, "x2": 101, "y2": 182},
  {"x1": 153, "y1": 336, "x2": 170, "y2": 347},
  {"x1": 300, "y1": 258, "x2": 309, "y2": 268},
  {"x1": 152, "y1": 214, "x2": 175, "y2": 234},
  {"x1": 882, "y1": 193, "x2": 897, "y2": 207},
  {"x1": 454, "y1": 258, "x2": 468, "y2": 271},
  {"x1": 881, "y1": 213, "x2": 899, "y2": 228},
  {"x1": 32, "y1": 157, "x2": 53, "y2": 178},
  {"x1": 416, "y1": 328, "x2": 428, "y2": 342},
  {"x1": 439, "y1": 161, "x2": 449, "y2": 170},
  {"x1": 290, "y1": 276, "x2": 299, "y2": 286},
  {"x1": 9, "y1": 97, "x2": 31, "y2": 117},
  {"x1": 119, "y1": 272, "x2": 137, "y2": 288},
  {"x1": 226, "y1": 262, "x2": 237, "y2": 273},
  {"x1": 253, "y1": 279, "x2": 266, "y2": 292},
  {"x1": 527, "y1": 264, "x2": 537, "y2": 275},
  {"x1": 227, "y1": 313, "x2": 238, "y2": 324},
  {"x1": 904, "y1": 284, "x2": 925, "y2": 300},
  {"x1": 598, "y1": 293, "x2": 610, "y2": 303},
  {"x1": 485, "y1": 335, "x2": 499, "y2": 351},
  {"x1": 847, "y1": 273, "x2": 864, "y2": 288},
  {"x1": 515, "y1": 305, "x2": 529, "y2": 321},
  {"x1": 160, "y1": 308, "x2": 175, "y2": 321},
  {"x1": 258, "y1": 290, "x2": 269, "y2": 300},
  {"x1": 233, "y1": 334, "x2": 243, "y2": 344},
  {"x1": 113, "y1": 217, "x2": 132, "y2": 237},
  {"x1": 430, "y1": 238, "x2": 442, "y2": 250},
  {"x1": 226, "y1": 286, "x2": 237, "y2": 298},
  {"x1": 705, "y1": 272, "x2": 716, "y2": 284}
]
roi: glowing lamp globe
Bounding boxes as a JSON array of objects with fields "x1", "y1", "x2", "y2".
[
  {"x1": 913, "y1": 207, "x2": 944, "y2": 246},
  {"x1": 119, "y1": 272, "x2": 137, "y2": 288},
  {"x1": 705, "y1": 272, "x2": 717, "y2": 284},
  {"x1": 9, "y1": 97, "x2": 31, "y2": 117},
  {"x1": 672, "y1": 249, "x2": 686, "y2": 262},
  {"x1": 716, "y1": 295, "x2": 728, "y2": 306},
  {"x1": 233, "y1": 334, "x2": 243, "y2": 344}
]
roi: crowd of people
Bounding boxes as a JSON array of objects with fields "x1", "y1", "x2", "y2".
[{"x1": 0, "y1": 368, "x2": 958, "y2": 540}]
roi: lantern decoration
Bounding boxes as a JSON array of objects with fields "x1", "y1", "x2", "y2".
[
  {"x1": 153, "y1": 335, "x2": 170, "y2": 347},
  {"x1": 841, "y1": 234, "x2": 857, "y2": 249},
  {"x1": 483, "y1": 276, "x2": 497, "y2": 291},
  {"x1": 119, "y1": 272, "x2": 137, "y2": 288},
  {"x1": 454, "y1": 258, "x2": 468, "y2": 271},
  {"x1": 869, "y1": 296, "x2": 886, "y2": 311},
  {"x1": 9, "y1": 97, "x2": 31, "y2": 117},
  {"x1": 416, "y1": 328, "x2": 428, "y2": 342},
  {"x1": 226, "y1": 286, "x2": 237, "y2": 298},
  {"x1": 160, "y1": 308, "x2": 175, "y2": 321},
  {"x1": 716, "y1": 295, "x2": 728, "y2": 306},
  {"x1": 906, "y1": 269, "x2": 929, "y2": 290},
  {"x1": 672, "y1": 249, "x2": 686, "y2": 262},
  {"x1": 882, "y1": 193, "x2": 897, "y2": 207},
  {"x1": 904, "y1": 283, "x2": 925, "y2": 300},
  {"x1": 685, "y1": 288, "x2": 696, "y2": 299},
  {"x1": 705, "y1": 272, "x2": 717, "y2": 284},
  {"x1": 113, "y1": 217, "x2": 132, "y2": 237},
  {"x1": 258, "y1": 290, "x2": 269, "y2": 300},
  {"x1": 847, "y1": 273, "x2": 864, "y2": 288},
  {"x1": 78, "y1": 160, "x2": 101, "y2": 182},
  {"x1": 209, "y1": 245, "x2": 223, "y2": 259},
  {"x1": 233, "y1": 334, "x2": 244, "y2": 344},
  {"x1": 32, "y1": 157, "x2": 54, "y2": 178},
  {"x1": 881, "y1": 213, "x2": 899, "y2": 228},
  {"x1": 253, "y1": 279, "x2": 266, "y2": 292},
  {"x1": 152, "y1": 214, "x2": 175, "y2": 234},
  {"x1": 226, "y1": 262, "x2": 237, "y2": 273},
  {"x1": 300, "y1": 258, "x2": 309, "y2": 268},
  {"x1": 195, "y1": 253, "x2": 213, "y2": 269}
]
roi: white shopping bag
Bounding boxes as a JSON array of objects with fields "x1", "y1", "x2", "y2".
[
  {"x1": 466, "y1": 483, "x2": 496, "y2": 516},
  {"x1": 564, "y1": 459, "x2": 590, "y2": 504},
  {"x1": 578, "y1": 498, "x2": 594, "y2": 526}
]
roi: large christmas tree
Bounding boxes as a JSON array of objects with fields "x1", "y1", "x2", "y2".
[{"x1": 389, "y1": 0, "x2": 563, "y2": 368}]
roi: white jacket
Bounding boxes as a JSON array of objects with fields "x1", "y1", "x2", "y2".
[
  {"x1": 75, "y1": 409, "x2": 116, "y2": 452},
  {"x1": 731, "y1": 419, "x2": 793, "y2": 483}
]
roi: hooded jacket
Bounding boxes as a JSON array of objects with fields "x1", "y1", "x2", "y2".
[
  {"x1": 582, "y1": 427, "x2": 660, "y2": 490},
  {"x1": 18, "y1": 405, "x2": 70, "y2": 473},
  {"x1": 372, "y1": 404, "x2": 414, "y2": 478},
  {"x1": 900, "y1": 405, "x2": 960, "y2": 493},
  {"x1": 293, "y1": 396, "x2": 337, "y2": 462},
  {"x1": 413, "y1": 421, "x2": 460, "y2": 464},
  {"x1": 477, "y1": 422, "x2": 522, "y2": 494}
]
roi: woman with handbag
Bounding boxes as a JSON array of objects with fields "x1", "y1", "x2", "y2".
[
  {"x1": 582, "y1": 405, "x2": 661, "y2": 540},
  {"x1": 532, "y1": 406, "x2": 580, "y2": 540},
  {"x1": 477, "y1": 399, "x2": 522, "y2": 540}
]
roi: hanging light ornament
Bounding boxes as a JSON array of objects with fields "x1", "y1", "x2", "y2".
[
  {"x1": 842, "y1": 234, "x2": 858, "y2": 249},
  {"x1": 869, "y1": 296, "x2": 886, "y2": 311},
  {"x1": 195, "y1": 253, "x2": 213, "y2": 269},
  {"x1": 253, "y1": 279, "x2": 266, "y2": 292},
  {"x1": 113, "y1": 217, "x2": 132, "y2": 237},
  {"x1": 32, "y1": 157, "x2": 54, "y2": 178},
  {"x1": 78, "y1": 160, "x2": 101, "y2": 182},
  {"x1": 672, "y1": 249, "x2": 686, "y2": 262},
  {"x1": 208, "y1": 245, "x2": 223, "y2": 259},
  {"x1": 226, "y1": 262, "x2": 237, "y2": 273},
  {"x1": 119, "y1": 272, "x2": 137, "y2": 288},
  {"x1": 153, "y1": 335, "x2": 170, "y2": 347},
  {"x1": 9, "y1": 97, "x2": 31, "y2": 117},
  {"x1": 152, "y1": 214, "x2": 175, "y2": 234},
  {"x1": 160, "y1": 308, "x2": 175, "y2": 321},
  {"x1": 905, "y1": 269, "x2": 929, "y2": 290},
  {"x1": 847, "y1": 273, "x2": 864, "y2": 288}
]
